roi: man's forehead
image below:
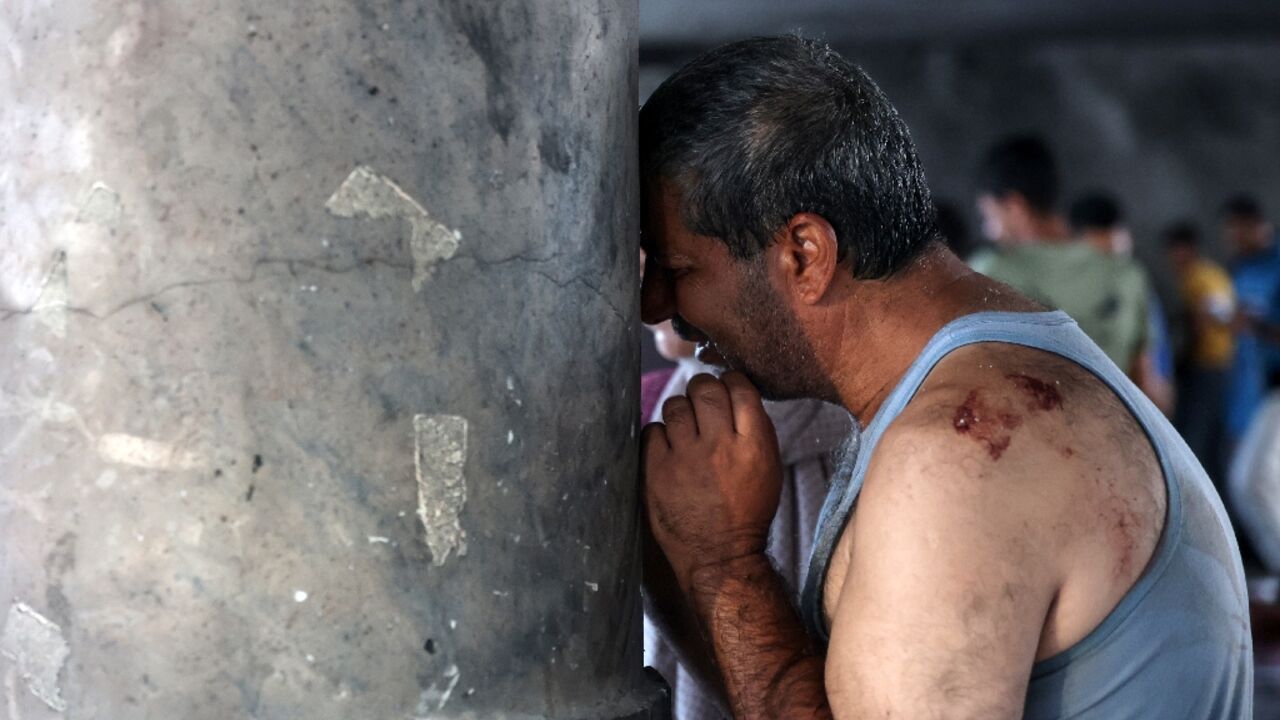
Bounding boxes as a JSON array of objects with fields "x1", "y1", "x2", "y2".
[
  {"x1": 640, "y1": 181, "x2": 678, "y2": 240},
  {"x1": 643, "y1": 225, "x2": 712, "y2": 267},
  {"x1": 642, "y1": 191, "x2": 689, "y2": 257},
  {"x1": 641, "y1": 185, "x2": 728, "y2": 264}
]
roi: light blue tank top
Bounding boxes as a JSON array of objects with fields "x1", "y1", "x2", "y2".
[{"x1": 800, "y1": 311, "x2": 1253, "y2": 718}]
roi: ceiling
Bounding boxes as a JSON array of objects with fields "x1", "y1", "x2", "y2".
[{"x1": 640, "y1": 0, "x2": 1280, "y2": 62}]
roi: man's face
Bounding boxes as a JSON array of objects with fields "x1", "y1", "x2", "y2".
[
  {"x1": 1223, "y1": 215, "x2": 1273, "y2": 256},
  {"x1": 640, "y1": 183, "x2": 828, "y2": 401}
]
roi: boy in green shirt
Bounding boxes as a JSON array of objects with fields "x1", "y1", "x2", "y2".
[{"x1": 975, "y1": 137, "x2": 1160, "y2": 405}]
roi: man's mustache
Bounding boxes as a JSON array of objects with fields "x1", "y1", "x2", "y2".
[{"x1": 671, "y1": 315, "x2": 707, "y2": 343}]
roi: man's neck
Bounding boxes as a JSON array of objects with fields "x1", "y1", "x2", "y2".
[{"x1": 817, "y1": 247, "x2": 1041, "y2": 423}]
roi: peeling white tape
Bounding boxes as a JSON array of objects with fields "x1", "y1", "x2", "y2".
[
  {"x1": 416, "y1": 664, "x2": 460, "y2": 714},
  {"x1": 326, "y1": 166, "x2": 460, "y2": 291},
  {"x1": 96, "y1": 433, "x2": 204, "y2": 470},
  {"x1": 413, "y1": 414, "x2": 468, "y2": 566},
  {"x1": 75, "y1": 182, "x2": 122, "y2": 228},
  {"x1": 1, "y1": 602, "x2": 69, "y2": 713}
]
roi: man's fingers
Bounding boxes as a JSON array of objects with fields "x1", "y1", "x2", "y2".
[
  {"x1": 640, "y1": 422, "x2": 670, "y2": 484},
  {"x1": 685, "y1": 373, "x2": 735, "y2": 436},
  {"x1": 641, "y1": 421, "x2": 670, "y2": 450},
  {"x1": 660, "y1": 396, "x2": 698, "y2": 442},
  {"x1": 720, "y1": 371, "x2": 773, "y2": 439}
]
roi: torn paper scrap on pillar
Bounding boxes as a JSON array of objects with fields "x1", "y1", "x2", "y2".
[
  {"x1": 413, "y1": 414, "x2": 469, "y2": 565},
  {"x1": 75, "y1": 181, "x2": 123, "y2": 229},
  {"x1": 1, "y1": 602, "x2": 70, "y2": 713},
  {"x1": 96, "y1": 433, "x2": 205, "y2": 470},
  {"x1": 416, "y1": 664, "x2": 461, "y2": 714},
  {"x1": 325, "y1": 166, "x2": 461, "y2": 291}
]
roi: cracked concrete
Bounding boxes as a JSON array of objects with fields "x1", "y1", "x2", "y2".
[
  {"x1": 0, "y1": 1, "x2": 657, "y2": 718},
  {"x1": 0, "y1": 255, "x2": 414, "y2": 323}
]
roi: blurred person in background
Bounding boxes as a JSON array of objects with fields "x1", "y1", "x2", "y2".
[
  {"x1": 639, "y1": 256, "x2": 854, "y2": 720},
  {"x1": 1166, "y1": 221, "x2": 1236, "y2": 485},
  {"x1": 1230, "y1": 367, "x2": 1280, "y2": 576},
  {"x1": 1071, "y1": 191, "x2": 1133, "y2": 256},
  {"x1": 641, "y1": 317, "x2": 697, "y2": 414},
  {"x1": 1228, "y1": 367, "x2": 1280, "y2": 664},
  {"x1": 975, "y1": 136, "x2": 1161, "y2": 407},
  {"x1": 1223, "y1": 194, "x2": 1280, "y2": 445},
  {"x1": 1069, "y1": 192, "x2": 1175, "y2": 415},
  {"x1": 970, "y1": 134, "x2": 1068, "y2": 273}
]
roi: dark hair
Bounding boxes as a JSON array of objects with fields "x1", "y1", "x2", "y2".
[
  {"x1": 977, "y1": 134, "x2": 1059, "y2": 213},
  {"x1": 1221, "y1": 194, "x2": 1264, "y2": 220},
  {"x1": 639, "y1": 35, "x2": 936, "y2": 280},
  {"x1": 1069, "y1": 192, "x2": 1123, "y2": 232},
  {"x1": 1163, "y1": 221, "x2": 1200, "y2": 249}
]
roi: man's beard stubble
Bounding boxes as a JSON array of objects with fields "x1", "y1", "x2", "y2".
[{"x1": 717, "y1": 260, "x2": 840, "y2": 404}]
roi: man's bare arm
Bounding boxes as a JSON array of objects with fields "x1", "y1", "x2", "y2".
[
  {"x1": 690, "y1": 553, "x2": 830, "y2": 720},
  {"x1": 825, "y1": 407, "x2": 1060, "y2": 718}
]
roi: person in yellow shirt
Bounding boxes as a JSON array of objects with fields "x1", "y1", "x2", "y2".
[{"x1": 1167, "y1": 221, "x2": 1236, "y2": 484}]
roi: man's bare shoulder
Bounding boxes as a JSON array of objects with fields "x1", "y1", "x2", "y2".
[
  {"x1": 825, "y1": 349, "x2": 1085, "y2": 717},
  {"x1": 857, "y1": 342, "x2": 1156, "y2": 565},
  {"x1": 871, "y1": 347, "x2": 1085, "y2": 484},
  {"x1": 851, "y1": 341, "x2": 1166, "y2": 659}
]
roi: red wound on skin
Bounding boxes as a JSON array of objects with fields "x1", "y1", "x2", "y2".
[
  {"x1": 953, "y1": 390, "x2": 1021, "y2": 460},
  {"x1": 953, "y1": 395, "x2": 979, "y2": 432},
  {"x1": 1006, "y1": 373, "x2": 1063, "y2": 411}
]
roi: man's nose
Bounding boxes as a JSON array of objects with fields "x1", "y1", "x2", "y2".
[{"x1": 640, "y1": 260, "x2": 675, "y2": 325}]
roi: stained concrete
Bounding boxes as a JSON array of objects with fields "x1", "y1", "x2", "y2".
[{"x1": 1, "y1": 1, "x2": 659, "y2": 717}]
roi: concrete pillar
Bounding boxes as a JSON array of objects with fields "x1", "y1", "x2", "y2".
[{"x1": 0, "y1": 1, "x2": 660, "y2": 718}]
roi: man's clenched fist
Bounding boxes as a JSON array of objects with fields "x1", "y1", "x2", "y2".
[{"x1": 640, "y1": 371, "x2": 784, "y2": 594}]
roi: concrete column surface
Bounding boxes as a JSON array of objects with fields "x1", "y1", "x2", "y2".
[{"x1": 0, "y1": 1, "x2": 662, "y2": 718}]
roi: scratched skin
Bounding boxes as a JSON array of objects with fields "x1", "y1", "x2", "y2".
[
  {"x1": 989, "y1": 373, "x2": 1141, "y2": 579},
  {"x1": 1006, "y1": 373, "x2": 1063, "y2": 411},
  {"x1": 951, "y1": 374, "x2": 1064, "y2": 460},
  {"x1": 952, "y1": 390, "x2": 1020, "y2": 460}
]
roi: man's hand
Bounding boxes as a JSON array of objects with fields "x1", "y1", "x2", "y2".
[
  {"x1": 641, "y1": 372, "x2": 831, "y2": 720},
  {"x1": 640, "y1": 372, "x2": 783, "y2": 594}
]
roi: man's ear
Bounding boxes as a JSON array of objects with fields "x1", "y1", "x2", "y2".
[{"x1": 773, "y1": 212, "x2": 840, "y2": 305}]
